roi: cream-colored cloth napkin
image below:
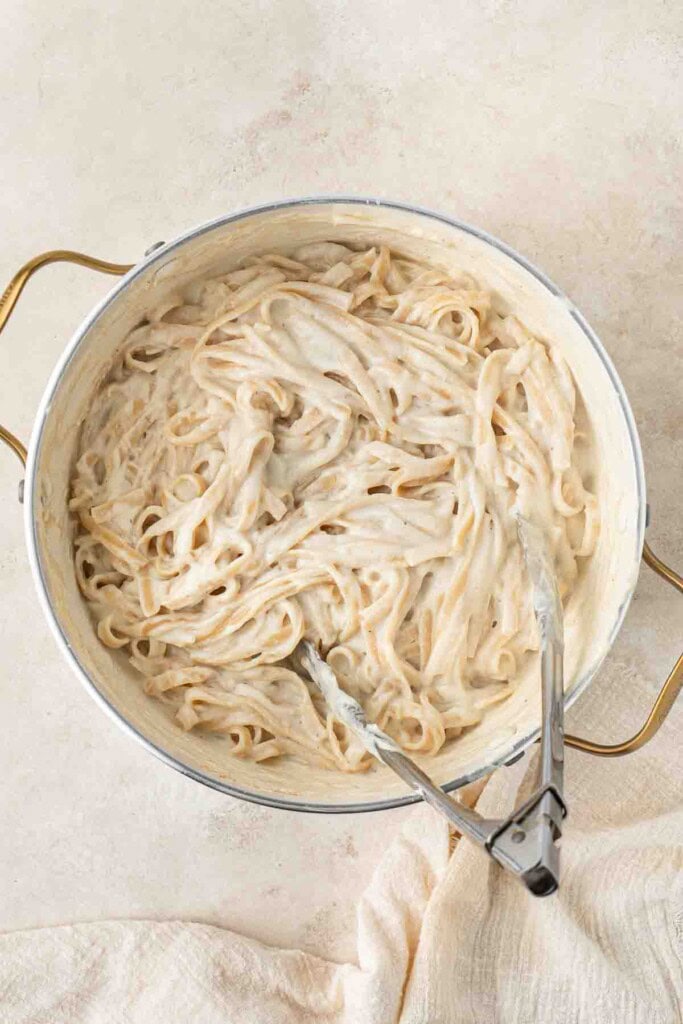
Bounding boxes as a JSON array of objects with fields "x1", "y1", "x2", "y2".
[{"x1": 2, "y1": 700, "x2": 681, "y2": 1023}]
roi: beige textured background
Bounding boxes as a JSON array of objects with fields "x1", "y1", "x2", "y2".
[{"x1": 1, "y1": 0, "x2": 681, "y2": 963}]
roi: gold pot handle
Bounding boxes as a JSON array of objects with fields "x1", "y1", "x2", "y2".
[
  {"x1": 0, "y1": 249, "x2": 133, "y2": 467},
  {"x1": 565, "y1": 541, "x2": 683, "y2": 756}
]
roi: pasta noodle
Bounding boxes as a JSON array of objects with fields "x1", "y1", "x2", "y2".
[{"x1": 70, "y1": 242, "x2": 599, "y2": 772}]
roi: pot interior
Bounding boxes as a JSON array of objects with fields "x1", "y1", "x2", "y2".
[{"x1": 27, "y1": 200, "x2": 644, "y2": 808}]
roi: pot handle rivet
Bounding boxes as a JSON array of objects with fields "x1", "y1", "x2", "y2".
[
  {"x1": 504, "y1": 750, "x2": 525, "y2": 767},
  {"x1": 144, "y1": 241, "x2": 166, "y2": 257}
]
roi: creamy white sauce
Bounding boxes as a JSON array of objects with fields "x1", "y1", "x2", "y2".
[{"x1": 69, "y1": 240, "x2": 598, "y2": 773}]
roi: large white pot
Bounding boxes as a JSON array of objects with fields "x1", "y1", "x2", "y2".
[{"x1": 16, "y1": 198, "x2": 646, "y2": 811}]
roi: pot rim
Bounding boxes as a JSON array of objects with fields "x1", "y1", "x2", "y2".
[{"x1": 23, "y1": 195, "x2": 647, "y2": 814}]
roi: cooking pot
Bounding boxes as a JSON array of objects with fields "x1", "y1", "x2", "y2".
[{"x1": 2, "y1": 197, "x2": 681, "y2": 812}]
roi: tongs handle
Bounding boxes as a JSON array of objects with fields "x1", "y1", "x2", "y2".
[
  {"x1": 539, "y1": 631, "x2": 565, "y2": 803},
  {"x1": 484, "y1": 518, "x2": 566, "y2": 895},
  {"x1": 379, "y1": 519, "x2": 567, "y2": 897},
  {"x1": 380, "y1": 617, "x2": 565, "y2": 895},
  {"x1": 378, "y1": 747, "x2": 501, "y2": 849}
]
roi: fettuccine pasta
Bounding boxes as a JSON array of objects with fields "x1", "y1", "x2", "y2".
[{"x1": 70, "y1": 242, "x2": 598, "y2": 771}]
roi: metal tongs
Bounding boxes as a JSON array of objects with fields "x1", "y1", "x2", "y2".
[{"x1": 297, "y1": 515, "x2": 566, "y2": 897}]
